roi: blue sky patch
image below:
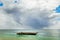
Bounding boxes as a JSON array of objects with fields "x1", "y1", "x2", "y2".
[
  {"x1": 55, "y1": 5, "x2": 60, "y2": 13},
  {"x1": 0, "y1": 2, "x2": 3, "y2": 6}
]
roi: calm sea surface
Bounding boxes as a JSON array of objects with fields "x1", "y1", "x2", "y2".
[{"x1": 0, "y1": 29, "x2": 60, "y2": 40}]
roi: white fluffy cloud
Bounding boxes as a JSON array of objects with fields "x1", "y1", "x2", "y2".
[{"x1": 0, "y1": 0, "x2": 60, "y2": 29}]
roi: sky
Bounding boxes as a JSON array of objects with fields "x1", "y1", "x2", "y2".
[
  {"x1": 0, "y1": 0, "x2": 60, "y2": 29},
  {"x1": 55, "y1": 5, "x2": 60, "y2": 13}
]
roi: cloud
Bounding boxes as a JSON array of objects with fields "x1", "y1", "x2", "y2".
[
  {"x1": 21, "y1": 9, "x2": 51, "y2": 29},
  {"x1": 0, "y1": 0, "x2": 60, "y2": 29},
  {"x1": 4, "y1": 7, "x2": 22, "y2": 24}
]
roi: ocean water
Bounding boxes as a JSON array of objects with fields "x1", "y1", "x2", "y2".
[{"x1": 0, "y1": 29, "x2": 60, "y2": 40}]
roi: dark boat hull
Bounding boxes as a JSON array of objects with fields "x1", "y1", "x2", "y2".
[{"x1": 17, "y1": 32, "x2": 38, "y2": 35}]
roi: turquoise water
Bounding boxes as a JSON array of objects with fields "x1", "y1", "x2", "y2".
[
  {"x1": 0, "y1": 29, "x2": 60, "y2": 40},
  {"x1": 0, "y1": 34, "x2": 57, "y2": 40}
]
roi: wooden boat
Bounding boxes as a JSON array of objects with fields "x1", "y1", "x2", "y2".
[{"x1": 16, "y1": 32, "x2": 38, "y2": 35}]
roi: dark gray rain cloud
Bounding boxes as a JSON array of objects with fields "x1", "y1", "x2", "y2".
[
  {"x1": 21, "y1": 9, "x2": 51, "y2": 29},
  {"x1": 3, "y1": 7, "x2": 52, "y2": 29},
  {"x1": 4, "y1": 7, "x2": 22, "y2": 24}
]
